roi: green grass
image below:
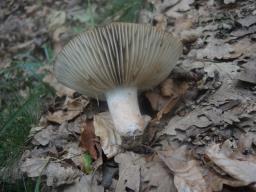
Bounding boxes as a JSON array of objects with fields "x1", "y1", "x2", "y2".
[{"x1": 0, "y1": 46, "x2": 54, "y2": 191}]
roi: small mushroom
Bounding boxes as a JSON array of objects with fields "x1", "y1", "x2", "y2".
[{"x1": 54, "y1": 23, "x2": 182, "y2": 136}]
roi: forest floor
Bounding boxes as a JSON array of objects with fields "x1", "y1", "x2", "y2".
[{"x1": 1, "y1": 0, "x2": 256, "y2": 192}]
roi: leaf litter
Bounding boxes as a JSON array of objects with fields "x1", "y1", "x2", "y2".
[{"x1": 12, "y1": 0, "x2": 256, "y2": 191}]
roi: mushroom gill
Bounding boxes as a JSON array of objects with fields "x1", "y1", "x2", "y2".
[{"x1": 54, "y1": 23, "x2": 182, "y2": 136}]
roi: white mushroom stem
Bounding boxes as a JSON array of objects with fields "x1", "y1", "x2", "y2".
[{"x1": 106, "y1": 87, "x2": 150, "y2": 136}]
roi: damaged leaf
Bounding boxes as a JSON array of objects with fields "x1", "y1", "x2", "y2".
[
  {"x1": 197, "y1": 40, "x2": 235, "y2": 60},
  {"x1": 47, "y1": 96, "x2": 89, "y2": 124},
  {"x1": 63, "y1": 175, "x2": 104, "y2": 192},
  {"x1": 45, "y1": 162, "x2": 81, "y2": 187},
  {"x1": 80, "y1": 120, "x2": 98, "y2": 160},
  {"x1": 158, "y1": 146, "x2": 207, "y2": 192},
  {"x1": 47, "y1": 110, "x2": 81, "y2": 124},
  {"x1": 43, "y1": 72, "x2": 75, "y2": 97},
  {"x1": 206, "y1": 143, "x2": 256, "y2": 185},
  {"x1": 141, "y1": 159, "x2": 176, "y2": 192},
  {"x1": 20, "y1": 157, "x2": 49, "y2": 177},
  {"x1": 114, "y1": 152, "x2": 143, "y2": 192},
  {"x1": 94, "y1": 112, "x2": 122, "y2": 158}
]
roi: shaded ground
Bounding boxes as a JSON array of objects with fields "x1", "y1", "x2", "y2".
[{"x1": 1, "y1": 0, "x2": 256, "y2": 192}]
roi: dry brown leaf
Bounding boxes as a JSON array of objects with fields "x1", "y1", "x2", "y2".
[
  {"x1": 204, "y1": 169, "x2": 248, "y2": 191},
  {"x1": 43, "y1": 72, "x2": 75, "y2": 97},
  {"x1": 161, "y1": 109, "x2": 211, "y2": 132},
  {"x1": 146, "y1": 79, "x2": 189, "y2": 120},
  {"x1": 80, "y1": 120, "x2": 98, "y2": 160},
  {"x1": 197, "y1": 40, "x2": 235, "y2": 60},
  {"x1": 94, "y1": 112, "x2": 122, "y2": 158},
  {"x1": 8, "y1": 40, "x2": 34, "y2": 53},
  {"x1": 158, "y1": 146, "x2": 208, "y2": 192},
  {"x1": 224, "y1": 0, "x2": 236, "y2": 4},
  {"x1": 52, "y1": 26, "x2": 68, "y2": 54},
  {"x1": 47, "y1": 110, "x2": 81, "y2": 124},
  {"x1": 64, "y1": 96, "x2": 89, "y2": 111},
  {"x1": 33, "y1": 126, "x2": 54, "y2": 146},
  {"x1": 114, "y1": 152, "x2": 143, "y2": 192},
  {"x1": 28, "y1": 126, "x2": 45, "y2": 138},
  {"x1": 160, "y1": 79, "x2": 189, "y2": 98},
  {"x1": 150, "y1": 0, "x2": 179, "y2": 13},
  {"x1": 238, "y1": 59, "x2": 256, "y2": 84},
  {"x1": 206, "y1": 143, "x2": 256, "y2": 185},
  {"x1": 62, "y1": 143, "x2": 84, "y2": 167},
  {"x1": 174, "y1": 17, "x2": 193, "y2": 34},
  {"x1": 141, "y1": 159, "x2": 176, "y2": 192},
  {"x1": 232, "y1": 38, "x2": 256, "y2": 58},
  {"x1": 45, "y1": 162, "x2": 81, "y2": 187},
  {"x1": 63, "y1": 175, "x2": 104, "y2": 192},
  {"x1": 47, "y1": 10, "x2": 66, "y2": 31},
  {"x1": 156, "y1": 96, "x2": 179, "y2": 120},
  {"x1": 154, "y1": 14, "x2": 167, "y2": 31},
  {"x1": 32, "y1": 123, "x2": 70, "y2": 146},
  {"x1": 20, "y1": 157, "x2": 49, "y2": 177},
  {"x1": 238, "y1": 133, "x2": 256, "y2": 152},
  {"x1": 166, "y1": 0, "x2": 195, "y2": 18},
  {"x1": 145, "y1": 91, "x2": 170, "y2": 111},
  {"x1": 237, "y1": 15, "x2": 256, "y2": 27},
  {"x1": 47, "y1": 96, "x2": 88, "y2": 124}
]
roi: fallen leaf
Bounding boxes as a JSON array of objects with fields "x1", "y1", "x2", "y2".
[
  {"x1": 238, "y1": 133, "x2": 256, "y2": 152},
  {"x1": 8, "y1": 40, "x2": 34, "y2": 53},
  {"x1": 224, "y1": 0, "x2": 236, "y2": 4},
  {"x1": 197, "y1": 40, "x2": 235, "y2": 60},
  {"x1": 237, "y1": 15, "x2": 256, "y2": 27},
  {"x1": 180, "y1": 29, "x2": 200, "y2": 44},
  {"x1": 28, "y1": 126, "x2": 45, "y2": 138},
  {"x1": 63, "y1": 175, "x2": 104, "y2": 192},
  {"x1": 62, "y1": 143, "x2": 84, "y2": 167},
  {"x1": 67, "y1": 5, "x2": 97, "y2": 23},
  {"x1": 47, "y1": 10, "x2": 66, "y2": 31},
  {"x1": 47, "y1": 110, "x2": 81, "y2": 124},
  {"x1": 206, "y1": 143, "x2": 256, "y2": 185},
  {"x1": 32, "y1": 125, "x2": 56, "y2": 146},
  {"x1": 156, "y1": 96, "x2": 179, "y2": 120},
  {"x1": 166, "y1": 0, "x2": 195, "y2": 18},
  {"x1": 158, "y1": 146, "x2": 208, "y2": 192},
  {"x1": 45, "y1": 162, "x2": 81, "y2": 187},
  {"x1": 114, "y1": 152, "x2": 143, "y2": 192},
  {"x1": 47, "y1": 96, "x2": 88, "y2": 124},
  {"x1": 231, "y1": 25, "x2": 256, "y2": 38},
  {"x1": 32, "y1": 123, "x2": 70, "y2": 146},
  {"x1": 146, "y1": 79, "x2": 189, "y2": 120},
  {"x1": 43, "y1": 72, "x2": 75, "y2": 97},
  {"x1": 162, "y1": 109, "x2": 211, "y2": 132},
  {"x1": 145, "y1": 91, "x2": 170, "y2": 111},
  {"x1": 80, "y1": 120, "x2": 98, "y2": 160},
  {"x1": 94, "y1": 112, "x2": 122, "y2": 158},
  {"x1": 238, "y1": 58, "x2": 256, "y2": 84},
  {"x1": 141, "y1": 159, "x2": 176, "y2": 192},
  {"x1": 232, "y1": 38, "x2": 256, "y2": 58},
  {"x1": 65, "y1": 96, "x2": 89, "y2": 110},
  {"x1": 154, "y1": 14, "x2": 167, "y2": 31},
  {"x1": 174, "y1": 17, "x2": 193, "y2": 34},
  {"x1": 204, "y1": 169, "x2": 247, "y2": 191},
  {"x1": 52, "y1": 26, "x2": 69, "y2": 54},
  {"x1": 20, "y1": 157, "x2": 49, "y2": 177},
  {"x1": 151, "y1": 0, "x2": 180, "y2": 13}
]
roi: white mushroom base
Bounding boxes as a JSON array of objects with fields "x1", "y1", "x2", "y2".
[{"x1": 106, "y1": 87, "x2": 151, "y2": 136}]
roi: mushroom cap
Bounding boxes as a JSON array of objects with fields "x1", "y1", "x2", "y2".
[{"x1": 54, "y1": 23, "x2": 182, "y2": 98}]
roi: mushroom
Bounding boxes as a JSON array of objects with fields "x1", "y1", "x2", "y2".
[{"x1": 54, "y1": 23, "x2": 182, "y2": 136}]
